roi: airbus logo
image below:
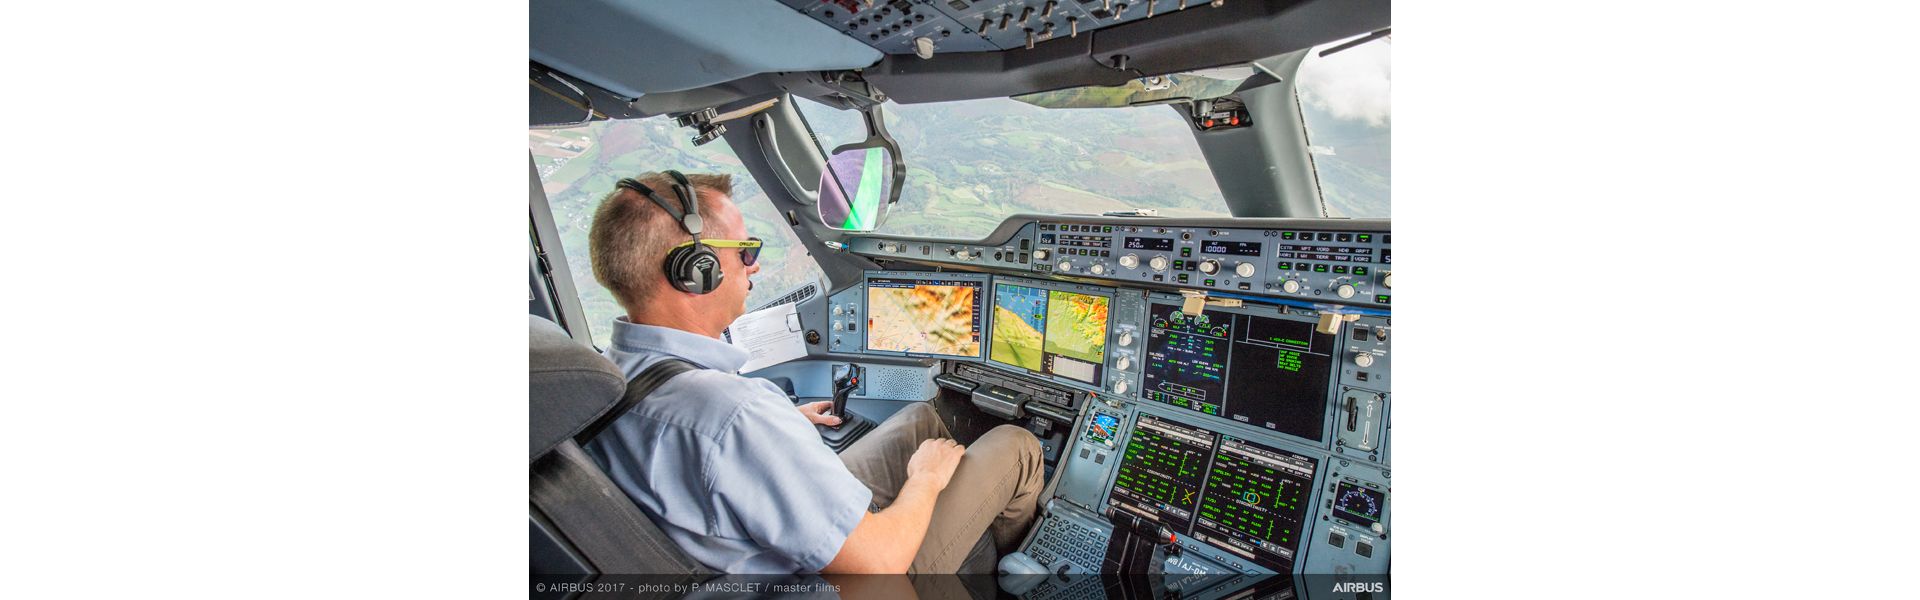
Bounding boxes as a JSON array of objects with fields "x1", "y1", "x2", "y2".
[{"x1": 1331, "y1": 582, "x2": 1386, "y2": 593}]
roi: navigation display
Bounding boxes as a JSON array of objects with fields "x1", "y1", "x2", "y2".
[
  {"x1": 1108, "y1": 414, "x2": 1215, "y2": 534},
  {"x1": 988, "y1": 281, "x2": 1110, "y2": 384},
  {"x1": 1190, "y1": 435, "x2": 1318, "y2": 572},
  {"x1": 1141, "y1": 304, "x2": 1336, "y2": 442},
  {"x1": 865, "y1": 276, "x2": 984, "y2": 357}
]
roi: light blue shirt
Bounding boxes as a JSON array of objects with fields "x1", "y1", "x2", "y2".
[{"x1": 584, "y1": 317, "x2": 873, "y2": 573}]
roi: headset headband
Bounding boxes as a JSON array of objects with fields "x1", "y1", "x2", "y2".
[{"x1": 616, "y1": 171, "x2": 702, "y2": 237}]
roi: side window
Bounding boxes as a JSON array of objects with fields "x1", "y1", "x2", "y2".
[
  {"x1": 1298, "y1": 35, "x2": 1392, "y2": 218},
  {"x1": 530, "y1": 119, "x2": 825, "y2": 348}
]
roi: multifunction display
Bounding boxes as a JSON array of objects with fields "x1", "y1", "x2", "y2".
[
  {"x1": 864, "y1": 276, "x2": 984, "y2": 358},
  {"x1": 1109, "y1": 414, "x2": 1216, "y2": 535},
  {"x1": 988, "y1": 281, "x2": 1111, "y2": 384},
  {"x1": 1190, "y1": 435, "x2": 1317, "y2": 572},
  {"x1": 1108, "y1": 414, "x2": 1321, "y2": 573},
  {"x1": 1141, "y1": 304, "x2": 1336, "y2": 442}
]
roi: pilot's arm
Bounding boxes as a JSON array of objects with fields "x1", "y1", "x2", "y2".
[{"x1": 821, "y1": 438, "x2": 965, "y2": 574}]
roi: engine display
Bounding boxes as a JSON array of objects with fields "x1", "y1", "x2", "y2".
[{"x1": 1141, "y1": 304, "x2": 1337, "y2": 442}]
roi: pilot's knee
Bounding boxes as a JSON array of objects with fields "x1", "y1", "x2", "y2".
[
  {"x1": 899, "y1": 400, "x2": 938, "y2": 422},
  {"x1": 982, "y1": 424, "x2": 1041, "y2": 458}
]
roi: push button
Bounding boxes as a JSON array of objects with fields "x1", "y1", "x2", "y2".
[
  {"x1": 1329, "y1": 531, "x2": 1345, "y2": 548},
  {"x1": 1356, "y1": 541, "x2": 1373, "y2": 557}
]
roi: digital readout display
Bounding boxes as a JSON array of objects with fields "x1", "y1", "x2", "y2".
[
  {"x1": 1124, "y1": 237, "x2": 1175, "y2": 251},
  {"x1": 1201, "y1": 240, "x2": 1262, "y2": 256}
]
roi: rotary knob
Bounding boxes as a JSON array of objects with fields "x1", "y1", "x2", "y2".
[
  {"x1": 1090, "y1": 264, "x2": 1107, "y2": 276},
  {"x1": 1281, "y1": 279, "x2": 1302, "y2": 294},
  {"x1": 1149, "y1": 256, "x2": 1170, "y2": 271},
  {"x1": 1115, "y1": 355, "x2": 1131, "y2": 371},
  {"x1": 1117, "y1": 331, "x2": 1134, "y2": 347},
  {"x1": 1034, "y1": 249, "x2": 1051, "y2": 261},
  {"x1": 1058, "y1": 260, "x2": 1073, "y2": 272},
  {"x1": 1198, "y1": 259, "x2": 1220, "y2": 275},
  {"x1": 1336, "y1": 283, "x2": 1357, "y2": 299},
  {"x1": 832, "y1": 304, "x2": 844, "y2": 315},
  {"x1": 1354, "y1": 353, "x2": 1375, "y2": 368},
  {"x1": 1113, "y1": 380, "x2": 1130, "y2": 395},
  {"x1": 1234, "y1": 262, "x2": 1256, "y2": 278},
  {"x1": 1383, "y1": 270, "x2": 1392, "y2": 288},
  {"x1": 1119, "y1": 254, "x2": 1140, "y2": 269},
  {"x1": 1371, "y1": 522, "x2": 1386, "y2": 535}
]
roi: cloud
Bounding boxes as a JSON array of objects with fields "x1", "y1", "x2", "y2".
[{"x1": 1296, "y1": 37, "x2": 1391, "y2": 127}]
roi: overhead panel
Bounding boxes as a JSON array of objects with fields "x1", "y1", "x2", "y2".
[{"x1": 781, "y1": 0, "x2": 1236, "y2": 56}]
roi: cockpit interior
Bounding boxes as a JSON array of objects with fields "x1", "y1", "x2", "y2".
[{"x1": 530, "y1": 0, "x2": 1391, "y2": 596}]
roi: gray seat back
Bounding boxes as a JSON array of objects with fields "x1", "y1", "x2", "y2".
[{"x1": 529, "y1": 316, "x2": 710, "y2": 576}]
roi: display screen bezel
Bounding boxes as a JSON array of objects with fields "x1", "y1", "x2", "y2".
[
  {"x1": 859, "y1": 271, "x2": 990, "y2": 360},
  {"x1": 1137, "y1": 296, "x2": 1340, "y2": 446},
  {"x1": 1102, "y1": 409, "x2": 1325, "y2": 575},
  {"x1": 981, "y1": 275, "x2": 1116, "y2": 390}
]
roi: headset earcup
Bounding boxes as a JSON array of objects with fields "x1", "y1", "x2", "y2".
[{"x1": 665, "y1": 244, "x2": 722, "y2": 295}]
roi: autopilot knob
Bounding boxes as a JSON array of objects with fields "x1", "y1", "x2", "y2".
[
  {"x1": 1149, "y1": 256, "x2": 1170, "y2": 271},
  {"x1": 1090, "y1": 263, "x2": 1107, "y2": 276},
  {"x1": 1058, "y1": 260, "x2": 1073, "y2": 272},
  {"x1": 1354, "y1": 352, "x2": 1375, "y2": 368},
  {"x1": 1119, "y1": 254, "x2": 1140, "y2": 269},
  {"x1": 1383, "y1": 270, "x2": 1392, "y2": 288},
  {"x1": 1335, "y1": 283, "x2": 1358, "y2": 299},
  {"x1": 1034, "y1": 249, "x2": 1051, "y2": 261},
  {"x1": 1281, "y1": 279, "x2": 1302, "y2": 294},
  {"x1": 1234, "y1": 262, "x2": 1256, "y2": 278},
  {"x1": 1198, "y1": 259, "x2": 1220, "y2": 275}
]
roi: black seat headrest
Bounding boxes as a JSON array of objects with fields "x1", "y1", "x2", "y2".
[{"x1": 529, "y1": 316, "x2": 626, "y2": 462}]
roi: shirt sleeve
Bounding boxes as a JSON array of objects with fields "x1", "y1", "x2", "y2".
[{"x1": 708, "y1": 378, "x2": 874, "y2": 572}]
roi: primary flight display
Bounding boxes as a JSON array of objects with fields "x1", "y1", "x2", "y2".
[{"x1": 988, "y1": 281, "x2": 1111, "y2": 384}]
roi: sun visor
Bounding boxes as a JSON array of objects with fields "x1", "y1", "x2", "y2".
[{"x1": 531, "y1": 0, "x2": 882, "y2": 99}]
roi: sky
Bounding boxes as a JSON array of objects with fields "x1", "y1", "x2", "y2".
[{"x1": 1297, "y1": 34, "x2": 1392, "y2": 128}]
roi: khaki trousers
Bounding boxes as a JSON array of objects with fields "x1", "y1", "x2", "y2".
[{"x1": 838, "y1": 402, "x2": 1044, "y2": 573}]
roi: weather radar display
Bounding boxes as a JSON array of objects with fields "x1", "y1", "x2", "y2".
[
  {"x1": 989, "y1": 282, "x2": 1110, "y2": 384},
  {"x1": 864, "y1": 277, "x2": 984, "y2": 357}
]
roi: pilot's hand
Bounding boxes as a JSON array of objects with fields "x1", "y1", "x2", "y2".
[
  {"x1": 797, "y1": 401, "x2": 842, "y2": 426},
  {"x1": 906, "y1": 438, "x2": 966, "y2": 492}
]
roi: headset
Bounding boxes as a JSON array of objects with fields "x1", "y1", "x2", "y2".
[{"x1": 614, "y1": 170, "x2": 723, "y2": 295}]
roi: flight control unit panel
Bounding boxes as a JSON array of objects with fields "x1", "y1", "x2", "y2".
[{"x1": 821, "y1": 215, "x2": 1390, "y2": 588}]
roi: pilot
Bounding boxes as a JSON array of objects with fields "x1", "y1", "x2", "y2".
[{"x1": 583, "y1": 171, "x2": 1043, "y2": 574}]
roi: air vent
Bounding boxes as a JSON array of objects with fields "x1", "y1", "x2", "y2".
[
  {"x1": 866, "y1": 365, "x2": 931, "y2": 401},
  {"x1": 754, "y1": 281, "x2": 820, "y2": 311}
]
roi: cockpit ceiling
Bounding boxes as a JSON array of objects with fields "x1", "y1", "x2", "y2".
[
  {"x1": 530, "y1": 0, "x2": 883, "y2": 99},
  {"x1": 530, "y1": 0, "x2": 1387, "y2": 121}
]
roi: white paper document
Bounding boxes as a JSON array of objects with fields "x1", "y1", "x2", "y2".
[{"x1": 724, "y1": 302, "x2": 808, "y2": 373}]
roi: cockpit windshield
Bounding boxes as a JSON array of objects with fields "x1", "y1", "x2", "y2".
[{"x1": 797, "y1": 98, "x2": 1231, "y2": 240}]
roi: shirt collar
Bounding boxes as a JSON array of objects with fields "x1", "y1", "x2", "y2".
[{"x1": 608, "y1": 316, "x2": 749, "y2": 373}]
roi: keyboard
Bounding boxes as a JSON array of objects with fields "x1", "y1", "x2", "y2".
[{"x1": 1025, "y1": 516, "x2": 1108, "y2": 573}]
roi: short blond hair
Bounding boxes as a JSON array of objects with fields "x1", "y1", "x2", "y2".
[{"x1": 588, "y1": 172, "x2": 735, "y2": 309}]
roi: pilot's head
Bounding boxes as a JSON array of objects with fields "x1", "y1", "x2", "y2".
[{"x1": 588, "y1": 172, "x2": 760, "y2": 337}]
